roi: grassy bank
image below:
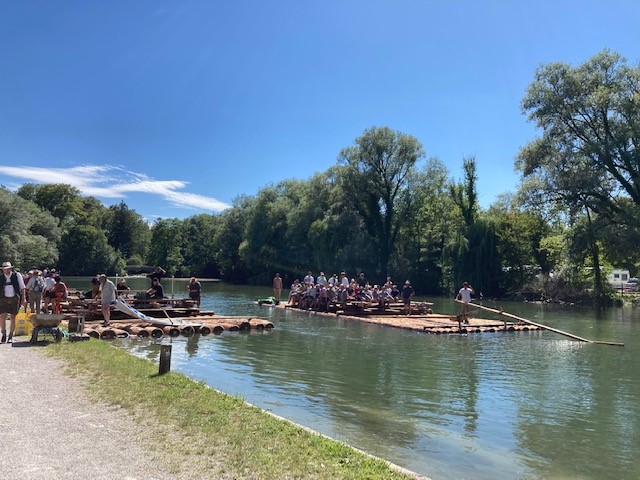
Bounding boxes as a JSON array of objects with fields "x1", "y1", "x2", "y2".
[{"x1": 47, "y1": 340, "x2": 419, "y2": 480}]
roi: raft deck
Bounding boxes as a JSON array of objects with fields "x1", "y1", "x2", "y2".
[{"x1": 263, "y1": 301, "x2": 540, "y2": 335}]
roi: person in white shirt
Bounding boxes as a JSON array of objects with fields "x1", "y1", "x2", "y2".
[
  {"x1": 26, "y1": 270, "x2": 45, "y2": 314},
  {"x1": 97, "y1": 274, "x2": 117, "y2": 327},
  {"x1": 316, "y1": 272, "x2": 327, "y2": 286},
  {"x1": 0, "y1": 261, "x2": 26, "y2": 343},
  {"x1": 456, "y1": 282, "x2": 475, "y2": 324},
  {"x1": 41, "y1": 273, "x2": 57, "y2": 314},
  {"x1": 303, "y1": 271, "x2": 314, "y2": 285}
]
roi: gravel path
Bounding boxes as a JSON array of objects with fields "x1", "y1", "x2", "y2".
[{"x1": 0, "y1": 338, "x2": 176, "y2": 480}]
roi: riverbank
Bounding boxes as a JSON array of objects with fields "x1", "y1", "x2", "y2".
[
  {"x1": 0, "y1": 341, "x2": 175, "y2": 480},
  {"x1": 33, "y1": 339, "x2": 423, "y2": 479}
]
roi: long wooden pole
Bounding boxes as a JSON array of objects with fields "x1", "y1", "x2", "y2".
[{"x1": 455, "y1": 300, "x2": 623, "y2": 346}]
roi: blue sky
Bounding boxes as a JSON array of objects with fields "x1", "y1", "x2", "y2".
[{"x1": 1, "y1": 1, "x2": 638, "y2": 221}]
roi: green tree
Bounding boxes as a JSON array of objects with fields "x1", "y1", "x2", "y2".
[
  {"x1": 518, "y1": 49, "x2": 640, "y2": 221},
  {"x1": 448, "y1": 158, "x2": 501, "y2": 296},
  {"x1": 147, "y1": 219, "x2": 184, "y2": 275},
  {"x1": 394, "y1": 158, "x2": 456, "y2": 293},
  {"x1": 181, "y1": 214, "x2": 221, "y2": 277},
  {"x1": 239, "y1": 186, "x2": 288, "y2": 282},
  {"x1": 213, "y1": 196, "x2": 253, "y2": 282},
  {"x1": 17, "y1": 184, "x2": 85, "y2": 229},
  {"x1": 58, "y1": 225, "x2": 120, "y2": 275},
  {"x1": 104, "y1": 201, "x2": 150, "y2": 262},
  {"x1": 517, "y1": 49, "x2": 640, "y2": 299},
  {"x1": 485, "y1": 195, "x2": 553, "y2": 295},
  {"x1": 0, "y1": 188, "x2": 61, "y2": 268},
  {"x1": 338, "y1": 126, "x2": 425, "y2": 278}
]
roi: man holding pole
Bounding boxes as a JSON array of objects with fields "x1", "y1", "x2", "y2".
[{"x1": 456, "y1": 282, "x2": 475, "y2": 324}]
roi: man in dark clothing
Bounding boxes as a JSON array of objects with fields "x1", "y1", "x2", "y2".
[
  {"x1": 147, "y1": 278, "x2": 164, "y2": 299},
  {"x1": 188, "y1": 277, "x2": 201, "y2": 306},
  {"x1": 401, "y1": 280, "x2": 415, "y2": 315},
  {"x1": 357, "y1": 273, "x2": 368, "y2": 288},
  {"x1": 147, "y1": 266, "x2": 166, "y2": 282}
]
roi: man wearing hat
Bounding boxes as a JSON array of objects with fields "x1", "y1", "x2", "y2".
[
  {"x1": 1, "y1": 261, "x2": 27, "y2": 343},
  {"x1": 401, "y1": 280, "x2": 415, "y2": 315}
]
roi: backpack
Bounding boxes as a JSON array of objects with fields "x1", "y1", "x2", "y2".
[{"x1": 35, "y1": 277, "x2": 44, "y2": 292}]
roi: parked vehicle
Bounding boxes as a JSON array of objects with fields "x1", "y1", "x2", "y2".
[{"x1": 623, "y1": 278, "x2": 639, "y2": 292}]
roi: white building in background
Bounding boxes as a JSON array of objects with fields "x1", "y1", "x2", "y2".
[{"x1": 608, "y1": 268, "x2": 630, "y2": 287}]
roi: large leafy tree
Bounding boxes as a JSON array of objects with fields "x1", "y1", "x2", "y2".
[
  {"x1": 16, "y1": 183, "x2": 96, "y2": 229},
  {"x1": 58, "y1": 225, "x2": 120, "y2": 275},
  {"x1": 181, "y1": 214, "x2": 221, "y2": 278},
  {"x1": 338, "y1": 126, "x2": 425, "y2": 278},
  {"x1": 517, "y1": 49, "x2": 640, "y2": 298},
  {"x1": 394, "y1": 158, "x2": 456, "y2": 293},
  {"x1": 104, "y1": 201, "x2": 150, "y2": 263},
  {"x1": 485, "y1": 194, "x2": 554, "y2": 294},
  {"x1": 213, "y1": 196, "x2": 254, "y2": 282},
  {"x1": 0, "y1": 188, "x2": 61, "y2": 268},
  {"x1": 518, "y1": 49, "x2": 640, "y2": 221},
  {"x1": 147, "y1": 218, "x2": 184, "y2": 275}
]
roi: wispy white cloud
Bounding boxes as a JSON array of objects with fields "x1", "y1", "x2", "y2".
[{"x1": 0, "y1": 165, "x2": 230, "y2": 212}]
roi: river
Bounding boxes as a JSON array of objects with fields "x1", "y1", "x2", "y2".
[{"x1": 67, "y1": 277, "x2": 640, "y2": 480}]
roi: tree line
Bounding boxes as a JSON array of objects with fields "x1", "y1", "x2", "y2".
[{"x1": 1, "y1": 50, "x2": 638, "y2": 303}]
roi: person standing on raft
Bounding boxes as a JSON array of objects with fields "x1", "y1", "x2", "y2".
[
  {"x1": 97, "y1": 274, "x2": 117, "y2": 327},
  {"x1": 401, "y1": 280, "x2": 415, "y2": 315},
  {"x1": 188, "y1": 277, "x2": 201, "y2": 306},
  {"x1": 456, "y1": 282, "x2": 475, "y2": 324},
  {"x1": 272, "y1": 273, "x2": 283, "y2": 305}
]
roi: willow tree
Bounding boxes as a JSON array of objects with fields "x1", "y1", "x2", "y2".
[
  {"x1": 448, "y1": 157, "x2": 501, "y2": 296},
  {"x1": 338, "y1": 126, "x2": 424, "y2": 280},
  {"x1": 517, "y1": 49, "x2": 640, "y2": 298}
]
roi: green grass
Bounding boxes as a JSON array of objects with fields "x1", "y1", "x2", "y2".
[{"x1": 47, "y1": 340, "x2": 418, "y2": 480}]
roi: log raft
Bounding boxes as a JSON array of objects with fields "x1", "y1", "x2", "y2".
[
  {"x1": 59, "y1": 292, "x2": 275, "y2": 341},
  {"x1": 76, "y1": 316, "x2": 274, "y2": 340},
  {"x1": 263, "y1": 301, "x2": 541, "y2": 335}
]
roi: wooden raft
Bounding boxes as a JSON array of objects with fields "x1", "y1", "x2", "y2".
[{"x1": 262, "y1": 302, "x2": 538, "y2": 335}]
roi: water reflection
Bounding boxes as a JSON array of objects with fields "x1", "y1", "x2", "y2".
[{"x1": 70, "y1": 279, "x2": 640, "y2": 480}]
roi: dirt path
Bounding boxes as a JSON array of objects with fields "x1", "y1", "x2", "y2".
[{"x1": 0, "y1": 337, "x2": 175, "y2": 480}]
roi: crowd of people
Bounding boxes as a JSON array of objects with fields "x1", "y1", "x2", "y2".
[
  {"x1": 0, "y1": 262, "x2": 69, "y2": 343},
  {"x1": 1, "y1": 262, "x2": 205, "y2": 336},
  {"x1": 273, "y1": 271, "x2": 418, "y2": 314},
  {"x1": 272, "y1": 270, "x2": 475, "y2": 318}
]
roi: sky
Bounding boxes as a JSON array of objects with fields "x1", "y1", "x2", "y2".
[{"x1": 1, "y1": 1, "x2": 639, "y2": 221}]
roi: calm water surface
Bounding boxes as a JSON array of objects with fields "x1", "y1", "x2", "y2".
[{"x1": 69, "y1": 278, "x2": 640, "y2": 480}]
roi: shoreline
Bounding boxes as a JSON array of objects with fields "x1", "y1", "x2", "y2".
[{"x1": 43, "y1": 340, "x2": 428, "y2": 480}]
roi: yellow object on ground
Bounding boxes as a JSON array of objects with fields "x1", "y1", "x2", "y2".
[{"x1": 15, "y1": 309, "x2": 33, "y2": 336}]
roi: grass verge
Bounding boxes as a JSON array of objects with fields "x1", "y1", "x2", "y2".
[{"x1": 47, "y1": 339, "x2": 419, "y2": 480}]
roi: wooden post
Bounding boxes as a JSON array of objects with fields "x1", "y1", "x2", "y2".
[{"x1": 159, "y1": 338, "x2": 172, "y2": 374}]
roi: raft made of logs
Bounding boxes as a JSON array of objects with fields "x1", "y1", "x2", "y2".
[
  {"x1": 72, "y1": 315, "x2": 274, "y2": 341},
  {"x1": 264, "y1": 302, "x2": 538, "y2": 335}
]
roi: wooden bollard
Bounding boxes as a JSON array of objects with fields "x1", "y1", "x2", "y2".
[{"x1": 159, "y1": 339, "x2": 172, "y2": 375}]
